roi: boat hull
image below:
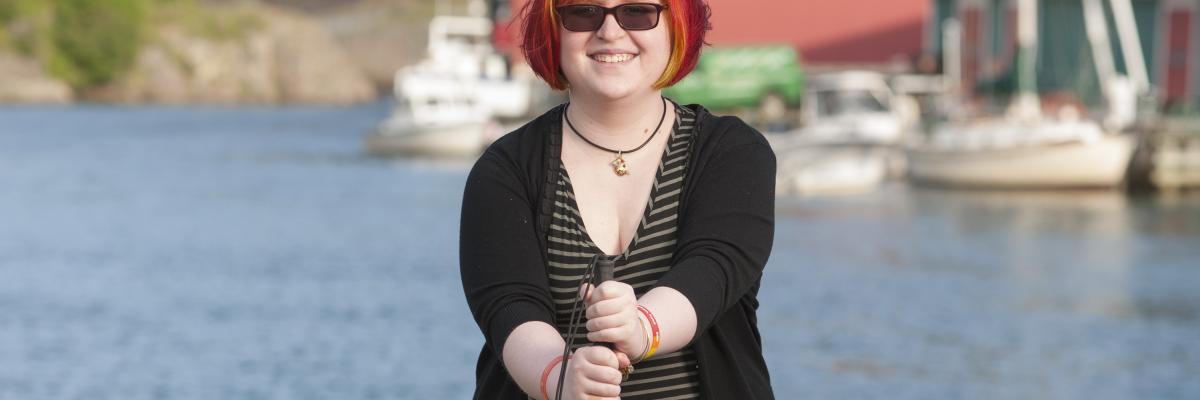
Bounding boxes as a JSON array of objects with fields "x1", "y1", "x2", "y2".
[
  {"x1": 907, "y1": 135, "x2": 1135, "y2": 188},
  {"x1": 1150, "y1": 120, "x2": 1200, "y2": 190},
  {"x1": 365, "y1": 121, "x2": 490, "y2": 158},
  {"x1": 779, "y1": 147, "x2": 888, "y2": 195},
  {"x1": 769, "y1": 134, "x2": 893, "y2": 195}
]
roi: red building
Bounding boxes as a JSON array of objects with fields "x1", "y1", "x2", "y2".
[
  {"x1": 491, "y1": 0, "x2": 932, "y2": 71},
  {"x1": 1159, "y1": 0, "x2": 1197, "y2": 109}
]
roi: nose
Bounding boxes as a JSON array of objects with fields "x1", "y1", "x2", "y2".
[{"x1": 595, "y1": 12, "x2": 626, "y2": 40}]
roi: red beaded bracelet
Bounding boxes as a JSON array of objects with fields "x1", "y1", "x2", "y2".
[
  {"x1": 539, "y1": 354, "x2": 567, "y2": 400},
  {"x1": 636, "y1": 305, "x2": 661, "y2": 359}
]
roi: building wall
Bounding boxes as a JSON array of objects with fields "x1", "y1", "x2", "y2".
[
  {"x1": 705, "y1": 0, "x2": 930, "y2": 68},
  {"x1": 1157, "y1": 0, "x2": 1196, "y2": 109},
  {"x1": 1190, "y1": 2, "x2": 1197, "y2": 109},
  {"x1": 938, "y1": 0, "x2": 1196, "y2": 110},
  {"x1": 498, "y1": 0, "x2": 931, "y2": 69}
]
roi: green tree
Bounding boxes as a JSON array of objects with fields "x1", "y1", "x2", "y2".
[{"x1": 50, "y1": 0, "x2": 148, "y2": 86}]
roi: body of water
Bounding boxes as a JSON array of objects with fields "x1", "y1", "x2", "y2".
[{"x1": 0, "y1": 103, "x2": 1197, "y2": 399}]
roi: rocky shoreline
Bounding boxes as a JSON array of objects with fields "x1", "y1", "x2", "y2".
[
  {"x1": 0, "y1": 51, "x2": 73, "y2": 104},
  {"x1": 0, "y1": 2, "x2": 392, "y2": 105}
]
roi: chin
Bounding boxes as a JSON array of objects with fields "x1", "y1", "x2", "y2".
[
  {"x1": 580, "y1": 81, "x2": 649, "y2": 101},
  {"x1": 591, "y1": 88, "x2": 637, "y2": 101}
]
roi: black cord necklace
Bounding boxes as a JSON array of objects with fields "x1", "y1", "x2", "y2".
[{"x1": 563, "y1": 96, "x2": 668, "y2": 177}]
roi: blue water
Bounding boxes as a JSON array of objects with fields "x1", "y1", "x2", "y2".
[{"x1": 0, "y1": 103, "x2": 1197, "y2": 399}]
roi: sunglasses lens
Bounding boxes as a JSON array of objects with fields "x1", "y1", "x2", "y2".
[
  {"x1": 559, "y1": 5, "x2": 603, "y2": 32},
  {"x1": 557, "y1": 4, "x2": 662, "y2": 32},
  {"x1": 615, "y1": 4, "x2": 660, "y2": 30}
]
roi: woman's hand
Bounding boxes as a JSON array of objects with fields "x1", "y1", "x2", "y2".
[
  {"x1": 559, "y1": 346, "x2": 623, "y2": 400},
  {"x1": 583, "y1": 281, "x2": 646, "y2": 363}
]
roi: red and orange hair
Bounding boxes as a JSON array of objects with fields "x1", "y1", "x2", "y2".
[{"x1": 519, "y1": 0, "x2": 712, "y2": 90}]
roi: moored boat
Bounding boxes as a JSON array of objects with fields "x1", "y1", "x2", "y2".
[
  {"x1": 1150, "y1": 118, "x2": 1200, "y2": 190},
  {"x1": 366, "y1": 14, "x2": 538, "y2": 158},
  {"x1": 909, "y1": 0, "x2": 1144, "y2": 189},
  {"x1": 908, "y1": 120, "x2": 1134, "y2": 188}
]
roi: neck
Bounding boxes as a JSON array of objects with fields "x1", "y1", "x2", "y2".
[{"x1": 565, "y1": 92, "x2": 667, "y2": 147}]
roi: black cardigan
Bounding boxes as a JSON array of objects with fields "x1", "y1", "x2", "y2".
[{"x1": 459, "y1": 103, "x2": 776, "y2": 399}]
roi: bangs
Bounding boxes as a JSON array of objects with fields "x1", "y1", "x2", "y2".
[{"x1": 521, "y1": 0, "x2": 711, "y2": 91}]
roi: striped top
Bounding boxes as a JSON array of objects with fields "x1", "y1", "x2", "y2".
[{"x1": 545, "y1": 102, "x2": 700, "y2": 399}]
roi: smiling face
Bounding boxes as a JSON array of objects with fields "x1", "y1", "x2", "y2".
[{"x1": 557, "y1": 0, "x2": 673, "y2": 101}]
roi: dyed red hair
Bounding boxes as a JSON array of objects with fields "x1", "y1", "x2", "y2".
[{"x1": 519, "y1": 0, "x2": 712, "y2": 90}]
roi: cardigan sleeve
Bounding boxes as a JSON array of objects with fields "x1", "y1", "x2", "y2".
[
  {"x1": 459, "y1": 148, "x2": 557, "y2": 359},
  {"x1": 655, "y1": 123, "x2": 776, "y2": 340}
]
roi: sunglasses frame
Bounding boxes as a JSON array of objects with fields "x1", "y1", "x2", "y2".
[{"x1": 555, "y1": 3, "x2": 669, "y2": 32}]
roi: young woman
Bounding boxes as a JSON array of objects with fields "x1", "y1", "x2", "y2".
[{"x1": 460, "y1": 1, "x2": 776, "y2": 398}]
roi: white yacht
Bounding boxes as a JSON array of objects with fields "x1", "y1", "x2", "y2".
[
  {"x1": 770, "y1": 70, "x2": 906, "y2": 195},
  {"x1": 906, "y1": 0, "x2": 1143, "y2": 189},
  {"x1": 366, "y1": 15, "x2": 538, "y2": 158}
]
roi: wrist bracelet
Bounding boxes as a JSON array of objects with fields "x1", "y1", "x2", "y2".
[
  {"x1": 636, "y1": 305, "x2": 661, "y2": 360},
  {"x1": 539, "y1": 355, "x2": 566, "y2": 400},
  {"x1": 631, "y1": 314, "x2": 650, "y2": 363}
]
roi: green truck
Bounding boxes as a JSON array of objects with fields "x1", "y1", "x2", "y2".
[{"x1": 664, "y1": 45, "x2": 805, "y2": 122}]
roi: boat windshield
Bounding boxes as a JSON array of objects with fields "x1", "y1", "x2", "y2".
[{"x1": 815, "y1": 90, "x2": 889, "y2": 117}]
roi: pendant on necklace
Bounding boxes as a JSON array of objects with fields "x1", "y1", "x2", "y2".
[{"x1": 611, "y1": 152, "x2": 629, "y2": 176}]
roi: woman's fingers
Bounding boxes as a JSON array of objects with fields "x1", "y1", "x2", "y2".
[
  {"x1": 585, "y1": 297, "x2": 636, "y2": 320},
  {"x1": 615, "y1": 351, "x2": 632, "y2": 370},
  {"x1": 584, "y1": 299, "x2": 643, "y2": 355},
  {"x1": 582, "y1": 361, "x2": 623, "y2": 386},
  {"x1": 595, "y1": 281, "x2": 630, "y2": 299},
  {"x1": 604, "y1": 281, "x2": 634, "y2": 298},
  {"x1": 585, "y1": 281, "x2": 633, "y2": 306},
  {"x1": 579, "y1": 283, "x2": 594, "y2": 302},
  {"x1": 579, "y1": 345, "x2": 619, "y2": 368},
  {"x1": 586, "y1": 327, "x2": 619, "y2": 342},
  {"x1": 579, "y1": 363, "x2": 621, "y2": 397},
  {"x1": 585, "y1": 311, "x2": 631, "y2": 332},
  {"x1": 565, "y1": 346, "x2": 622, "y2": 399},
  {"x1": 582, "y1": 381, "x2": 621, "y2": 398}
]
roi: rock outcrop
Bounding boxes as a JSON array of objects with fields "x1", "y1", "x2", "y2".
[
  {"x1": 267, "y1": 0, "x2": 435, "y2": 91},
  {"x1": 87, "y1": 5, "x2": 375, "y2": 105},
  {"x1": 0, "y1": 3, "x2": 376, "y2": 105},
  {"x1": 0, "y1": 50, "x2": 73, "y2": 104}
]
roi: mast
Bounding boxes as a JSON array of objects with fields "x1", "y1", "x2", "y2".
[
  {"x1": 1084, "y1": 0, "x2": 1140, "y2": 129},
  {"x1": 1083, "y1": 0, "x2": 1119, "y2": 100},
  {"x1": 1109, "y1": 0, "x2": 1149, "y2": 94},
  {"x1": 942, "y1": 18, "x2": 962, "y2": 119},
  {"x1": 1009, "y1": 0, "x2": 1042, "y2": 121}
]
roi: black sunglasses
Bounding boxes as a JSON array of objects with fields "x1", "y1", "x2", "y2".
[{"x1": 556, "y1": 3, "x2": 668, "y2": 32}]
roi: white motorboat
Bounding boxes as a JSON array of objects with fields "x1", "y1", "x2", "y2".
[
  {"x1": 770, "y1": 135, "x2": 890, "y2": 195},
  {"x1": 798, "y1": 70, "x2": 907, "y2": 146},
  {"x1": 366, "y1": 14, "x2": 538, "y2": 158},
  {"x1": 366, "y1": 102, "x2": 496, "y2": 158},
  {"x1": 768, "y1": 70, "x2": 907, "y2": 196}
]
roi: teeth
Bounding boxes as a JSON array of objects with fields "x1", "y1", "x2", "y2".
[{"x1": 592, "y1": 54, "x2": 634, "y2": 63}]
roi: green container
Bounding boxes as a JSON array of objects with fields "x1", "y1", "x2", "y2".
[{"x1": 664, "y1": 45, "x2": 805, "y2": 110}]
